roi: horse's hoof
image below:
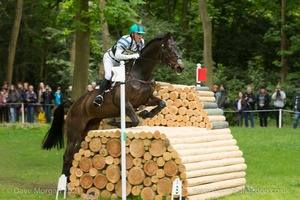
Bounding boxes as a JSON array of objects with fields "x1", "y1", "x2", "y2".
[
  {"x1": 126, "y1": 122, "x2": 133, "y2": 128},
  {"x1": 148, "y1": 112, "x2": 155, "y2": 118},
  {"x1": 115, "y1": 122, "x2": 121, "y2": 128},
  {"x1": 111, "y1": 122, "x2": 132, "y2": 128},
  {"x1": 107, "y1": 119, "x2": 117, "y2": 126},
  {"x1": 139, "y1": 110, "x2": 149, "y2": 119}
]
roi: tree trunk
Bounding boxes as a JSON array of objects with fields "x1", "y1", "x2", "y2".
[
  {"x1": 6, "y1": 0, "x2": 23, "y2": 85},
  {"x1": 198, "y1": 0, "x2": 213, "y2": 89},
  {"x1": 40, "y1": 47, "x2": 45, "y2": 82},
  {"x1": 280, "y1": 0, "x2": 288, "y2": 83},
  {"x1": 70, "y1": 34, "x2": 76, "y2": 67},
  {"x1": 72, "y1": 0, "x2": 90, "y2": 101},
  {"x1": 99, "y1": 0, "x2": 110, "y2": 78},
  {"x1": 181, "y1": 0, "x2": 191, "y2": 51}
]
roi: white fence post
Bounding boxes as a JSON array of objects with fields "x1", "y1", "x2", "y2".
[
  {"x1": 279, "y1": 108, "x2": 282, "y2": 128},
  {"x1": 21, "y1": 102, "x2": 25, "y2": 123},
  {"x1": 196, "y1": 63, "x2": 202, "y2": 88},
  {"x1": 55, "y1": 174, "x2": 67, "y2": 200},
  {"x1": 112, "y1": 61, "x2": 127, "y2": 199},
  {"x1": 171, "y1": 177, "x2": 182, "y2": 200}
]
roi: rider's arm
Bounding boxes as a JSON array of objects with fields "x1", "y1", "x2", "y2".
[
  {"x1": 114, "y1": 46, "x2": 136, "y2": 60},
  {"x1": 114, "y1": 36, "x2": 139, "y2": 61}
]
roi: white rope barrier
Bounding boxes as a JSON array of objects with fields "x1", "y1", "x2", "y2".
[
  {"x1": 0, "y1": 102, "x2": 57, "y2": 123},
  {"x1": 224, "y1": 109, "x2": 276, "y2": 113},
  {"x1": 224, "y1": 108, "x2": 300, "y2": 128},
  {"x1": 1, "y1": 103, "x2": 300, "y2": 126},
  {"x1": 224, "y1": 109, "x2": 299, "y2": 114}
]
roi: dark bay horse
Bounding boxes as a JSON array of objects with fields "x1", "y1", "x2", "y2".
[{"x1": 42, "y1": 32, "x2": 184, "y2": 176}]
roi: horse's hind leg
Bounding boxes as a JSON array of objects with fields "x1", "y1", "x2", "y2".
[
  {"x1": 62, "y1": 118, "x2": 86, "y2": 177},
  {"x1": 73, "y1": 119, "x2": 101, "y2": 154},
  {"x1": 139, "y1": 95, "x2": 166, "y2": 119},
  {"x1": 62, "y1": 139, "x2": 75, "y2": 177},
  {"x1": 62, "y1": 118, "x2": 101, "y2": 177}
]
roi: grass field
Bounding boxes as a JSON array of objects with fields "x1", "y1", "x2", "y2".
[{"x1": 0, "y1": 124, "x2": 299, "y2": 200}]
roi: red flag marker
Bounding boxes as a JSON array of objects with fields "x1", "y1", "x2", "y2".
[{"x1": 196, "y1": 63, "x2": 207, "y2": 82}]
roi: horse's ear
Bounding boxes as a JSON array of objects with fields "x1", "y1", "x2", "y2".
[
  {"x1": 173, "y1": 32, "x2": 179, "y2": 40},
  {"x1": 166, "y1": 32, "x2": 171, "y2": 37},
  {"x1": 163, "y1": 32, "x2": 171, "y2": 42}
]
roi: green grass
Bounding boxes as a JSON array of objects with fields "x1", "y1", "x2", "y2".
[
  {"x1": 221, "y1": 127, "x2": 300, "y2": 200},
  {"x1": 0, "y1": 124, "x2": 65, "y2": 200},
  {"x1": 0, "y1": 124, "x2": 299, "y2": 199}
]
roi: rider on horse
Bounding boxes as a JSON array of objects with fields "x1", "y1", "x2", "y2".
[{"x1": 93, "y1": 24, "x2": 146, "y2": 106}]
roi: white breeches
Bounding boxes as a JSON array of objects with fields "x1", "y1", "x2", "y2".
[{"x1": 103, "y1": 52, "x2": 120, "y2": 80}]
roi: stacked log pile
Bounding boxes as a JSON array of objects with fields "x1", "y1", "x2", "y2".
[
  {"x1": 67, "y1": 126, "x2": 246, "y2": 200},
  {"x1": 139, "y1": 83, "x2": 228, "y2": 130}
]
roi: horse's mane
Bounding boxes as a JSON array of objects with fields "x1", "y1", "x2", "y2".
[{"x1": 141, "y1": 32, "x2": 169, "y2": 54}]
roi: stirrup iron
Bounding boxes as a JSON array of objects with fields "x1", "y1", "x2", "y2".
[{"x1": 93, "y1": 95, "x2": 104, "y2": 106}]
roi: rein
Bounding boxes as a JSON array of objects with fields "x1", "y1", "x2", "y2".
[
  {"x1": 111, "y1": 35, "x2": 179, "y2": 89},
  {"x1": 126, "y1": 38, "x2": 171, "y2": 76},
  {"x1": 111, "y1": 77, "x2": 155, "y2": 89}
]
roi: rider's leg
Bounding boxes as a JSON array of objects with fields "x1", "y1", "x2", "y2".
[
  {"x1": 93, "y1": 52, "x2": 114, "y2": 106},
  {"x1": 93, "y1": 78, "x2": 109, "y2": 106}
]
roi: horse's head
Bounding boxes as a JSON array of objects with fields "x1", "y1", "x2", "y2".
[{"x1": 161, "y1": 32, "x2": 184, "y2": 75}]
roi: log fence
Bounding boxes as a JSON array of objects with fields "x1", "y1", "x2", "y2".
[{"x1": 67, "y1": 127, "x2": 246, "y2": 199}]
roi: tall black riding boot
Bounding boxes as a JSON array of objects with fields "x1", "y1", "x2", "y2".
[{"x1": 93, "y1": 79, "x2": 109, "y2": 106}]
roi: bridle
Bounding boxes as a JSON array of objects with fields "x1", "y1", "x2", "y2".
[
  {"x1": 132, "y1": 36, "x2": 181, "y2": 64},
  {"x1": 126, "y1": 36, "x2": 181, "y2": 77},
  {"x1": 161, "y1": 37, "x2": 182, "y2": 68}
]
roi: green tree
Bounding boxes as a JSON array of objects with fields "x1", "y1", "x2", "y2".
[{"x1": 1, "y1": 0, "x2": 300, "y2": 102}]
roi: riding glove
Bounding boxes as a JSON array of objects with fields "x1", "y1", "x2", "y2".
[{"x1": 130, "y1": 53, "x2": 140, "y2": 59}]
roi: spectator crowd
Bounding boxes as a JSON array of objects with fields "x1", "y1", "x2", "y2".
[
  {"x1": 1, "y1": 80, "x2": 300, "y2": 129},
  {"x1": 0, "y1": 81, "x2": 75, "y2": 124},
  {"x1": 0, "y1": 80, "x2": 102, "y2": 124},
  {"x1": 213, "y1": 84, "x2": 300, "y2": 128}
]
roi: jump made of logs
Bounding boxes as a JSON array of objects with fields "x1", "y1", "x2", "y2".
[
  {"x1": 100, "y1": 82, "x2": 228, "y2": 130},
  {"x1": 68, "y1": 126, "x2": 246, "y2": 200}
]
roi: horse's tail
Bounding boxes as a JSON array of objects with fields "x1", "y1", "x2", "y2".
[{"x1": 41, "y1": 103, "x2": 65, "y2": 150}]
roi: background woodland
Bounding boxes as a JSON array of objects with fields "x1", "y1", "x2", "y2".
[{"x1": 1, "y1": 0, "x2": 300, "y2": 108}]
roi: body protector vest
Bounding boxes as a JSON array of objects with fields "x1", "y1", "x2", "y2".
[{"x1": 109, "y1": 35, "x2": 145, "y2": 62}]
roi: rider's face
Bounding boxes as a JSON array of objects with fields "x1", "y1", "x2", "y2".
[{"x1": 132, "y1": 32, "x2": 142, "y2": 43}]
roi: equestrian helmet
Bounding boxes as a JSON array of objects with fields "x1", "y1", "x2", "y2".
[{"x1": 130, "y1": 24, "x2": 145, "y2": 34}]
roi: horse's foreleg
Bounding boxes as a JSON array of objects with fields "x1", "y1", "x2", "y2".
[{"x1": 139, "y1": 95, "x2": 166, "y2": 119}]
